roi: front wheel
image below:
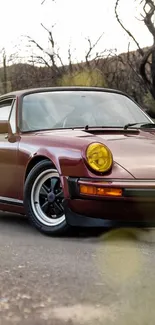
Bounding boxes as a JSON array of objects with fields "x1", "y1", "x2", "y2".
[{"x1": 24, "y1": 160, "x2": 69, "y2": 235}]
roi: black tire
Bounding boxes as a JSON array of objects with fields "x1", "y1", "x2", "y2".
[{"x1": 24, "y1": 160, "x2": 70, "y2": 235}]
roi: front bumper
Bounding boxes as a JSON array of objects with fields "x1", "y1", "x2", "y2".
[{"x1": 64, "y1": 178, "x2": 155, "y2": 227}]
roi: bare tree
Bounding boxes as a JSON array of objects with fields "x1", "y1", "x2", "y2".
[
  {"x1": 0, "y1": 49, "x2": 8, "y2": 93},
  {"x1": 2, "y1": 49, "x2": 7, "y2": 93},
  {"x1": 115, "y1": 0, "x2": 155, "y2": 99},
  {"x1": 27, "y1": 23, "x2": 65, "y2": 85},
  {"x1": 27, "y1": 19, "x2": 111, "y2": 87}
]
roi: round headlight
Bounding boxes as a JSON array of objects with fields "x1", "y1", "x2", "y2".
[{"x1": 86, "y1": 143, "x2": 113, "y2": 172}]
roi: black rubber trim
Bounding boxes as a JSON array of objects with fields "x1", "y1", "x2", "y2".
[
  {"x1": 68, "y1": 177, "x2": 79, "y2": 199},
  {"x1": 65, "y1": 206, "x2": 155, "y2": 228},
  {"x1": 124, "y1": 189, "x2": 155, "y2": 197},
  {"x1": 65, "y1": 207, "x2": 112, "y2": 227}
]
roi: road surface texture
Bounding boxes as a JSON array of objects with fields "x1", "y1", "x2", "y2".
[{"x1": 0, "y1": 212, "x2": 155, "y2": 325}]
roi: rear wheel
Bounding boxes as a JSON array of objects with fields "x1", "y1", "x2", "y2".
[{"x1": 24, "y1": 160, "x2": 69, "y2": 235}]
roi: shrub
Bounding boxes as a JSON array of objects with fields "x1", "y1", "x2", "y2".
[{"x1": 59, "y1": 68, "x2": 107, "y2": 87}]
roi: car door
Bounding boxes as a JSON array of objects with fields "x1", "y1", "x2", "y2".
[{"x1": 0, "y1": 97, "x2": 19, "y2": 201}]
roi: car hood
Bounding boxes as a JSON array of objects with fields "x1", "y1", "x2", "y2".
[
  {"x1": 35, "y1": 128, "x2": 155, "y2": 179},
  {"x1": 95, "y1": 131, "x2": 155, "y2": 179}
]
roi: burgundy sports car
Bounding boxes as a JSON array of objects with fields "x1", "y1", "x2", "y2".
[{"x1": 0, "y1": 86, "x2": 155, "y2": 235}]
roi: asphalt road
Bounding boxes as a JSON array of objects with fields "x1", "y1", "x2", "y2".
[{"x1": 0, "y1": 212, "x2": 155, "y2": 325}]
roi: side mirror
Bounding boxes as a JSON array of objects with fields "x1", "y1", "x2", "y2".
[{"x1": 0, "y1": 120, "x2": 10, "y2": 134}]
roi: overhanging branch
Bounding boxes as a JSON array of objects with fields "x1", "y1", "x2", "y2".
[{"x1": 115, "y1": 0, "x2": 144, "y2": 56}]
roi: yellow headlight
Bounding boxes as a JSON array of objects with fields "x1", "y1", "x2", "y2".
[{"x1": 86, "y1": 143, "x2": 113, "y2": 172}]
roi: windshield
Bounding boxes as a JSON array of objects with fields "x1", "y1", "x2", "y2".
[{"x1": 21, "y1": 90, "x2": 150, "y2": 131}]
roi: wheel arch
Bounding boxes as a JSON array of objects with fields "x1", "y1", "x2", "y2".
[{"x1": 25, "y1": 155, "x2": 56, "y2": 181}]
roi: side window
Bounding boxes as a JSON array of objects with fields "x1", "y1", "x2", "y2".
[
  {"x1": 9, "y1": 100, "x2": 16, "y2": 134},
  {"x1": 0, "y1": 99, "x2": 14, "y2": 121}
]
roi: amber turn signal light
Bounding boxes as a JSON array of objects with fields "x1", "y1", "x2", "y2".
[{"x1": 80, "y1": 185, "x2": 122, "y2": 197}]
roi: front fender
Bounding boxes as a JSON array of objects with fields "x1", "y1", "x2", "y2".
[
  {"x1": 35, "y1": 147, "x2": 135, "y2": 179},
  {"x1": 35, "y1": 147, "x2": 83, "y2": 176}
]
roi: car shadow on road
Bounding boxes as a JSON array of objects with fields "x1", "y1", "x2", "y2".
[
  {"x1": 0, "y1": 212, "x2": 38, "y2": 234},
  {"x1": 0, "y1": 212, "x2": 155, "y2": 244},
  {"x1": 0, "y1": 211, "x2": 107, "y2": 238}
]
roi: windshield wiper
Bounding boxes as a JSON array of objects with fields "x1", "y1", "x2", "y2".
[
  {"x1": 84, "y1": 125, "x2": 107, "y2": 130},
  {"x1": 124, "y1": 122, "x2": 155, "y2": 130},
  {"x1": 84, "y1": 123, "x2": 155, "y2": 131}
]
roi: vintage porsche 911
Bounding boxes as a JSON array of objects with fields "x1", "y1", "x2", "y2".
[{"x1": 0, "y1": 86, "x2": 155, "y2": 235}]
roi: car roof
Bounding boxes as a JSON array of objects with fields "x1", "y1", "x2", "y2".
[{"x1": 0, "y1": 86, "x2": 127, "y2": 99}]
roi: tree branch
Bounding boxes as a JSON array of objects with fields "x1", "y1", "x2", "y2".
[
  {"x1": 115, "y1": 0, "x2": 144, "y2": 56},
  {"x1": 127, "y1": 42, "x2": 144, "y2": 83},
  {"x1": 41, "y1": 23, "x2": 55, "y2": 48},
  {"x1": 27, "y1": 36, "x2": 45, "y2": 53},
  {"x1": 40, "y1": 23, "x2": 58, "y2": 69},
  {"x1": 27, "y1": 26, "x2": 59, "y2": 73},
  {"x1": 55, "y1": 49, "x2": 65, "y2": 71},
  {"x1": 29, "y1": 55, "x2": 51, "y2": 68},
  {"x1": 143, "y1": 0, "x2": 155, "y2": 38},
  {"x1": 41, "y1": 0, "x2": 55, "y2": 4},
  {"x1": 85, "y1": 32, "x2": 104, "y2": 65}
]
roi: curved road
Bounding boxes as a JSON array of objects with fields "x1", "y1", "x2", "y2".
[{"x1": 0, "y1": 212, "x2": 155, "y2": 325}]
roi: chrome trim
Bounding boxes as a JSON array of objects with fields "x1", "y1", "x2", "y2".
[
  {"x1": 0, "y1": 196, "x2": 23, "y2": 205},
  {"x1": 79, "y1": 178, "x2": 155, "y2": 183}
]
